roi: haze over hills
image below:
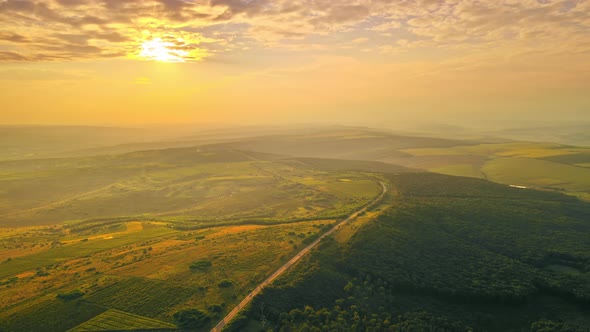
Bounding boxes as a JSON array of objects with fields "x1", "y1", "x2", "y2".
[
  {"x1": 2, "y1": 0, "x2": 590, "y2": 330},
  {"x1": 0, "y1": 124, "x2": 589, "y2": 332},
  {"x1": 3, "y1": 121, "x2": 589, "y2": 159}
]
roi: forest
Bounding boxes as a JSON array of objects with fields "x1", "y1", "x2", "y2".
[{"x1": 235, "y1": 173, "x2": 590, "y2": 331}]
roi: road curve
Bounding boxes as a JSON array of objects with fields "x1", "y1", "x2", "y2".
[{"x1": 210, "y1": 181, "x2": 387, "y2": 332}]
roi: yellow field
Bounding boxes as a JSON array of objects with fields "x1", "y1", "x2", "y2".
[{"x1": 401, "y1": 142, "x2": 570, "y2": 157}]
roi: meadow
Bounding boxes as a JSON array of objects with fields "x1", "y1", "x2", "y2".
[
  {"x1": 398, "y1": 143, "x2": 590, "y2": 200},
  {"x1": 0, "y1": 147, "x2": 381, "y2": 227}
]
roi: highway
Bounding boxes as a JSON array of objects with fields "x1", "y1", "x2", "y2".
[{"x1": 210, "y1": 180, "x2": 387, "y2": 332}]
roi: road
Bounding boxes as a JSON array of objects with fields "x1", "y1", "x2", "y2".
[{"x1": 210, "y1": 180, "x2": 387, "y2": 332}]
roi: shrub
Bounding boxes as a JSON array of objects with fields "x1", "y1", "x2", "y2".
[
  {"x1": 57, "y1": 289, "x2": 84, "y2": 300},
  {"x1": 173, "y1": 308, "x2": 210, "y2": 329},
  {"x1": 189, "y1": 259, "x2": 212, "y2": 271},
  {"x1": 218, "y1": 280, "x2": 233, "y2": 288}
]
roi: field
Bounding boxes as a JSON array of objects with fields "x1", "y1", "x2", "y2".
[
  {"x1": 397, "y1": 143, "x2": 590, "y2": 199},
  {"x1": 0, "y1": 147, "x2": 381, "y2": 227},
  {"x1": 483, "y1": 157, "x2": 590, "y2": 192},
  {"x1": 0, "y1": 223, "x2": 177, "y2": 279},
  {"x1": 0, "y1": 297, "x2": 107, "y2": 332},
  {"x1": 0, "y1": 143, "x2": 389, "y2": 331},
  {"x1": 0, "y1": 216, "x2": 361, "y2": 331},
  {"x1": 85, "y1": 277, "x2": 201, "y2": 318},
  {"x1": 68, "y1": 309, "x2": 176, "y2": 332}
]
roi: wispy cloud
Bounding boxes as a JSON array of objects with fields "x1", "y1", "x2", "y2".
[{"x1": 0, "y1": 0, "x2": 588, "y2": 62}]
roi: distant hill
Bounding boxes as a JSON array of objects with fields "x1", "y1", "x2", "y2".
[
  {"x1": 219, "y1": 129, "x2": 480, "y2": 160},
  {"x1": 0, "y1": 146, "x2": 394, "y2": 227},
  {"x1": 0, "y1": 126, "x2": 155, "y2": 160}
]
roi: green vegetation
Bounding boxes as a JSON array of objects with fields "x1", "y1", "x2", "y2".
[
  {"x1": 68, "y1": 309, "x2": 176, "y2": 331},
  {"x1": 0, "y1": 217, "x2": 342, "y2": 331},
  {"x1": 173, "y1": 308, "x2": 210, "y2": 329},
  {"x1": 189, "y1": 259, "x2": 212, "y2": 271},
  {"x1": 3, "y1": 129, "x2": 590, "y2": 332},
  {"x1": 543, "y1": 152, "x2": 590, "y2": 165},
  {"x1": 531, "y1": 319, "x2": 590, "y2": 332},
  {"x1": 0, "y1": 223, "x2": 177, "y2": 278},
  {"x1": 57, "y1": 289, "x2": 85, "y2": 300},
  {"x1": 0, "y1": 298, "x2": 106, "y2": 332},
  {"x1": 482, "y1": 157, "x2": 590, "y2": 193},
  {"x1": 218, "y1": 279, "x2": 234, "y2": 288},
  {"x1": 85, "y1": 277, "x2": 199, "y2": 319},
  {"x1": 0, "y1": 147, "x2": 381, "y2": 227},
  {"x1": 239, "y1": 173, "x2": 590, "y2": 331},
  {"x1": 396, "y1": 143, "x2": 590, "y2": 200}
]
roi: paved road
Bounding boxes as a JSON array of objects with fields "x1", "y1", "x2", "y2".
[{"x1": 210, "y1": 181, "x2": 387, "y2": 332}]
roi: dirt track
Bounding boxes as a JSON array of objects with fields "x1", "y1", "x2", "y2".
[{"x1": 210, "y1": 181, "x2": 387, "y2": 332}]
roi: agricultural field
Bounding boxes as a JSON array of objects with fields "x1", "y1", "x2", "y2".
[
  {"x1": 0, "y1": 217, "x2": 355, "y2": 331},
  {"x1": 397, "y1": 142, "x2": 590, "y2": 199},
  {"x1": 483, "y1": 157, "x2": 590, "y2": 192},
  {"x1": 68, "y1": 309, "x2": 177, "y2": 332},
  {"x1": 0, "y1": 222, "x2": 176, "y2": 279}
]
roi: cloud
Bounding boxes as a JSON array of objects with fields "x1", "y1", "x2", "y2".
[
  {"x1": 0, "y1": 0, "x2": 588, "y2": 62},
  {"x1": 0, "y1": 31, "x2": 30, "y2": 43}
]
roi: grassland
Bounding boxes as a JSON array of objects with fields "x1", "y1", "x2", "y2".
[
  {"x1": 0, "y1": 147, "x2": 381, "y2": 227},
  {"x1": 0, "y1": 217, "x2": 357, "y2": 331},
  {"x1": 0, "y1": 222, "x2": 177, "y2": 279},
  {"x1": 483, "y1": 157, "x2": 590, "y2": 192},
  {"x1": 397, "y1": 142, "x2": 590, "y2": 199}
]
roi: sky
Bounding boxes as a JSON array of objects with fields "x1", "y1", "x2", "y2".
[{"x1": 0, "y1": 0, "x2": 589, "y2": 128}]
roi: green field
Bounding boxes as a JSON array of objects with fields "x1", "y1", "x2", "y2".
[
  {"x1": 68, "y1": 309, "x2": 176, "y2": 331},
  {"x1": 431, "y1": 163, "x2": 483, "y2": 178},
  {"x1": 85, "y1": 277, "x2": 200, "y2": 318},
  {"x1": 0, "y1": 148, "x2": 381, "y2": 227},
  {"x1": 483, "y1": 157, "x2": 590, "y2": 192},
  {"x1": 0, "y1": 223, "x2": 177, "y2": 279},
  {"x1": 0, "y1": 298, "x2": 107, "y2": 332},
  {"x1": 395, "y1": 142, "x2": 590, "y2": 199}
]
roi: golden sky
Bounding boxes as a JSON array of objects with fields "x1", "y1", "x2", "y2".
[{"x1": 1, "y1": 0, "x2": 589, "y2": 127}]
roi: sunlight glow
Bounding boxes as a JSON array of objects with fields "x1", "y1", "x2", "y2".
[{"x1": 139, "y1": 38, "x2": 187, "y2": 63}]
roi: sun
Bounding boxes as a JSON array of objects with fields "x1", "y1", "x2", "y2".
[{"x1": 139, "y1": 38, "x2": 187, "y2": 63}]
